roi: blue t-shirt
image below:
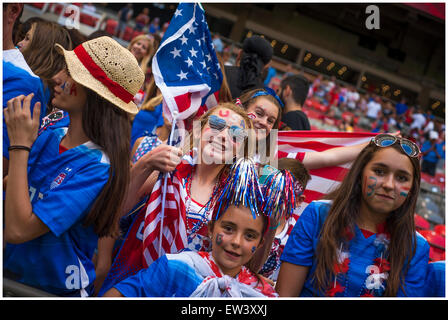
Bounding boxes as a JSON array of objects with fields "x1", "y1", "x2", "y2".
[
  {"x1": 3, "y1": 61, "x2": 49, "y2": 159},
  {"x1": 281, "y1": 200, "x2": 430, "y2": 297},
  {"x1": 395, "y1": 102, "x2": 408, "y2": 116},
  {"x1": 421, "y1": 141, "x2": 442, "y2": 163},
  {"x1": 424, "y1": 261, "x2": 445, "y2": 297},
  {"x1": 130, "y1": 104, "x2": 164, "y2": 148},
  {"x1": 4, "y1": 127, "x2": 111, "y2": 296}
]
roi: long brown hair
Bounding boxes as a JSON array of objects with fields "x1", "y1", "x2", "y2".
[
  {"x1": 313, "y1": 142, "x2": 421, "y2": 296},
  {"x1": 81, "y1": 89, "x2": 132, "y2": 237},
  {"x1": 22, "y1": 20, "x2": 73, "y2": 88}
]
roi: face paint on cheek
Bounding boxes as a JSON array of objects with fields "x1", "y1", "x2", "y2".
[
  {"x1": 366, "y1": 176, "x2": 377, "y2": 197},
  {"x1": 247, "y1": 113, "x2": 256, "y2": 120},
  {"x1": 215, "y1": 233, "x2": 223, "y2": 246},
  {"x1": 251, "y1": 246, "x2": 256, "y2": 253},
  {"x1": 69, "y1": 83, "x2": 78, "y2": 96},
  {"x1": 399, "y1": 186, "x2": 411, "y2": 198}
]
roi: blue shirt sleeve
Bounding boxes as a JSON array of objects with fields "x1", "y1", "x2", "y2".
[
  {"x1": 397, "y1": 234, "x2": 430, "y2": 297},
  {"x1": 32, "y1": 162, "x2": 110, "y2": 237},
  {"x1": 3, "y1": 62, "x2": 48, "y2": 158},
  {"x1": 281, "y1": 201, "x2": 328, "y2": 266},
  {"x1": 113, "y1": 255, "x2": 202, "y2": 297}
]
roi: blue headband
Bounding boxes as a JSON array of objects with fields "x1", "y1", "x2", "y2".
[{"x1": 251, "y1": 87, "x2": 285, "y2": 108}]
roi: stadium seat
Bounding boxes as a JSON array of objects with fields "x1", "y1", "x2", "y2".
[
  {"x1": 122, "y1": 26, "x2": 134, "y2": 42},
  {"x1": 415, "y1": 213, "x2": 430, "y2": 230},
  {"x1": 434, "y1": 224, "x2": 445, "y2": 237},
  {"x1": 429, "y1": 246, "x2": 445, "y2": 262},
  {"x1": 419, "y1": 230, "x2": 445, "y2": 249},
  {"x1": 105, "y1": 19, "x2": 118, "y2": 35},
  {"x1": 31, "y1": 3, "x2": 46, "y2": 10},
  {"x1": 80, "y1": 13, "x2": 98, "y2": 27}
]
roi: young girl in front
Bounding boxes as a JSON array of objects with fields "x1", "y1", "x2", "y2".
[
  {"x1": 103, "y1": 158, "x2": 277, "y2": 297},
  {"x1": 276, "y1": 134, "x2": 430, "y2": 297}
]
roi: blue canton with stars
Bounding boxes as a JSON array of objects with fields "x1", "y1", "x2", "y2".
[{"x1": 155, "y1": 3, "x2": 222, "y2": 100}]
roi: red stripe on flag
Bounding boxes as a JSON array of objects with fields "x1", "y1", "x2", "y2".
[
  {"x1": 303, "y1": 189, "x2": 327, "y2": 203},
  {"x1": 278, "y1": 130, "x2": 376, "y2": 139},
  {"x1": 174, "y1": 92, "x2": 193, "y2": 113},
  {"x1": 309, "y1": 166, "x2": 349, "y2": 183}
]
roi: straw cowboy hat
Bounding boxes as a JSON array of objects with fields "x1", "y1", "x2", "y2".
[{"x1": 55, "y1": 36, "x2": 144, "y2": 114}]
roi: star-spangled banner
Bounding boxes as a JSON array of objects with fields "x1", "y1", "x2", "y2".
[{"x1": 152, "y1": 3, "x2": 223, "y2": 130}]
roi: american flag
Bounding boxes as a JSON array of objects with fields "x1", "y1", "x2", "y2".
[
  {"x1": 276, "y1": 130, "x2": 376, "y2": 215},
  {"x1": 143, "y1": 3, "x2": 222, "y2": 267},
  {"x1": 142, "y1": 168, "x2": 189, "y2": 268},
  {"x1": 152, "y1": 2, "x2": 223, "y2": 133}
]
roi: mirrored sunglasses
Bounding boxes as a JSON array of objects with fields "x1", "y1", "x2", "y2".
[
  {"x1": 208, "y1": 115, "x2": 248, "y2": 143},
  {"x1": 371, "y1": 133, "x2": 420, "y2": 158}
]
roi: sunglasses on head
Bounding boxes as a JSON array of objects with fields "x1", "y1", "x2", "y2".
[
  {"x1": 371, "y1": 134, "x2": 420, "y2": 158},
  {"x1": 208, "y1": 115, "x2": 248, "y2": 143},
  {"x1": 251, "y1": 87, "x2": 285, "y2": 108}
]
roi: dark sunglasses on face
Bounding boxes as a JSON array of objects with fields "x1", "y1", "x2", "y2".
[
  {"x1": 371, "y1": 133, "x2": 420, "y2": 158},
  {"x1": 208, "y1": 115, "x2": 248, "y2": 143}
]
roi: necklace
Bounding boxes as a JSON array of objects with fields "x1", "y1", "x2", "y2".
[
  {"x1": 185, "y1": 167, "x2": 222, "y2": 241},
  {"x1": 326, "y1": 227, "x2": 390, "y2": 297}
]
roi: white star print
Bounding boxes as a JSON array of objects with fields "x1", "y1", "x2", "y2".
[
  {"x1": 179, "y1": 34, "x2": 189, "y2": 45},
  {"x1": 185, "y1": 57, "x2": 194, "y2": 67},
  {"x1": 174, "y1": 8, "x2": 183, "y2": 18},
  {"x1": 189, "y1": 47, "x2": 198, "y2": 58},
  {"x1": 170, "y1": 47, "x2": 181, "y2": 58},
  {"x1": 188, "y1": 24, "x2": 197, "y2": 35},
  {"x1": 177, "y1": 70, "x2": 188, "y2": 80}
]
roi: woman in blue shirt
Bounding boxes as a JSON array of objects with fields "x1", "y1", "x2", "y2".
[
  {"x1": 3, "y1": 37, "x2": 144, "y2": 296},
  {"x1": 276, "y1": 134, "x2": 430, "y2": 297}
]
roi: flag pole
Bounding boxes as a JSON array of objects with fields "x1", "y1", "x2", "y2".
[{"x1": 158, "y1": 111, "x2": 179, "y2": 255}]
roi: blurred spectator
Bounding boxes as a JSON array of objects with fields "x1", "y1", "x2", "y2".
[
  {"x1": 395, "y1": 97, "x2": 408, "y2": 116},
  {"x1": 159, "y1": 22, "x2": 169, "y2": 38},
  {"x1": 346, "y1": 86, "x2": 360, "y2": 111},
  {"x1": 135, "y1": 8, "x2": 150, "y2": 32},
  {"x1": 264, "y1": 65, "x2": 277, "y2": 87},
  {"x1": 212, "y1": 33, "x2": 224, "y2": 54},
  {"x1": 83, "y1": 3, "x2": 96, "y2": 14},
  {"x1": 149, "y1": 17, "x2": 160, "y2": 34},
  {"x1": 421, "y1": 130, "x2": 443, "y2": 177},
  {"x1": 225, "y1": 35, "x2": 273, "y2": 99},
  {"x1": 116, "y1": 4, "x2": 133, "y2": 38},
  {"x1": 411, "y1": 107, "x2": 426, "y2": 134},
  {"x1": 279, "y1": 75, "x2": 311, "y2": 131},
  {"x1": 222, "y1": 46, "x2": 233, "y2": 66},
  {"x1": 366, "y1": 95, "x2": 382, "y2": 120},
  {"x1": 282, "y1": 64, "x2": 295, "y2": 79}
]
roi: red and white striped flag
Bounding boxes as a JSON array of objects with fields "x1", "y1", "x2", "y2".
[
  {"x1": 142, "y1": 170, "x2": 189, "y2": 268},
  {"x1": 277, "y1": 130, "x2": 376, "y2": 214}
]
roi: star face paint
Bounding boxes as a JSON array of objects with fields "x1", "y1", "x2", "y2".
[{"x1": 215, "y1": 233, "x2": 223, "y2": 246}]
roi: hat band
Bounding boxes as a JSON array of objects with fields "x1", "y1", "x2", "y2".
[{"x1": 74, "y1": 44, "x2": 134, "y2": 104}]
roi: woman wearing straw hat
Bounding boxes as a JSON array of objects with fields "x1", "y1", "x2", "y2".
[{"x1": 3, "y1": 36, "x2": 144, "y2": 297}]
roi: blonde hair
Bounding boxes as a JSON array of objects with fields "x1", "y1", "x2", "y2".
[
  {"x1": 127, "y1": 34, "x2": 154, "y2": 74},
  {"x1": 183, "y1": 103, "x2": 255, "y2": 158}
]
